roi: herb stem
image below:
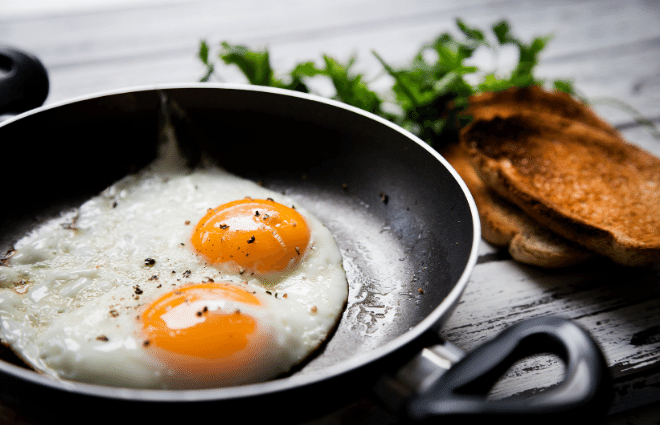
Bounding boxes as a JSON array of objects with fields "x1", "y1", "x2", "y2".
[{"x1": 587, "y1": 97, "x2": 660, "y2": 139}]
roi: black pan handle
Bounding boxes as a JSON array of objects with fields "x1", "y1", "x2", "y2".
[
  {"x1": 0, "y1": 46, "x2": 49, "y2": 115},
  {"x1": 395, "y1": 316, "x2": 612, "y2": 423}
]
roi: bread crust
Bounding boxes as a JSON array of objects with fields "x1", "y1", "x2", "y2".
[
  {"x1": 441, "y1": 143, "x2": 595, "y2": 268},
  {"x1": 462, "y1": 85, "x2": 620, "y2": 137},
  {"x1": 461, "y1": 93, "x2": 660, "y2": 266}
]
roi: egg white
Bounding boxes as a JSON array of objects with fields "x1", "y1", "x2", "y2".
[{"x1": 0, "y1": 149, "x2": 347, "y2": 389}]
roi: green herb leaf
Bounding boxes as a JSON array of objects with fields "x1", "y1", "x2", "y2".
[
  {"x1": 199, "y1": 40, "x2": 210, "y2": 64},
  {"x1": 492, "y1": 20, "x2": 511, "y2": 44},
  {"x1": 321, "y1": 55, "x2": 384, "y2": 115},
  {"x1": 456, "y1": 18, "x2": 487, "y2": 46},
  {"x1": 200, "y1": 20, "x2": 656, "y2": 145},
  {"x1": 219, "y1": 42, "x2": 277, "y2": 87},
  {"x1": 198, "y1": 40, "x2": 215, "y2": 82},
  {"x1": 553, "y1": 79, "x2": 576, "y2": 95}
]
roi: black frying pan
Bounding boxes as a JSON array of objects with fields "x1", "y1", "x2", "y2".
[{"x1": 0, "y1": 47, "x2": 611, "y2": 424}]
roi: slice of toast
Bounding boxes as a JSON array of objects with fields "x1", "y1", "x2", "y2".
[
  {"x1": 462, "y1": 85, "x2": 620, "y2": 138},
  {"x1": 441, "y1": 143, "x2": 596, "y2": 268},
  {"x1": 461, "y1": 89, "x2": 660, "y2": 266},
  {"x1": 443, "y1": 85, "x2": 601, "y2": 268}
]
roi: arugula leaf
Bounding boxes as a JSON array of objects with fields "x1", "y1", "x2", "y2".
[
  {"x1": 199, "y1": 19, "x2": 656, "y2": 145},
  {"x1": 198, "y1": 40, "x2": 214, "y2": 83},
  {"x1": 492, "y1": 20, "x2": 512, "y2": 45},
  {"x1": 285, "y1": 61, "x2": 320, "y2": 92},
  {"x1": 198, "y1": 20, "x2": 562, "y2": 145},
  {"x1": 456, "y1": 18, "x2": 489, "y2": 48},
  {"x1": 319, "y1": 55, "x2": 384, "y2": 115},
  {"x1": 381, "y1": 21, "x2": 490, "y2": 138},
  {"x1": 372, "y1": 19, "x2": 540, "y2": 144},
  {"x1": 203, "y1": 41, "x2": 387, "y2": 115},
  {"x1": 218, "y1": 42, "x2": 278, "y2": 87}
]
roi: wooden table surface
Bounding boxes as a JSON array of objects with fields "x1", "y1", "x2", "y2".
[{"x1": 1, "y1": 1, "x2": 660, "y2": 423}]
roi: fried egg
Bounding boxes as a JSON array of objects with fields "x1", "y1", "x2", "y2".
[{"x1": 0, "y1": 146, "x2": 348, "y2": 389}]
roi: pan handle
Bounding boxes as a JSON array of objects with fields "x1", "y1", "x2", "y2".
[
  {"x1": 380, "y1": 316, "x2": 612, "y2": 423},
  {"x1": 0, "y1": 46, "x2": 49, "y2": 115}
]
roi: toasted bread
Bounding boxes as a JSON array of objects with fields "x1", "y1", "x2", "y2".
[
  {"x1": 441, "y1": 143, "x2": 596, "y2": 268},
  {"x1": 461, "y1": 93, "x2": 660, "y2": 266},
  {"x1": 463, "y1": 85, "x2": 620, "y2": 137}
]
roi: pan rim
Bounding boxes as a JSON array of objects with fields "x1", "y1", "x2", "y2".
[{"x1": 0, "y1": 82, "x2": 481, "y2": 401}]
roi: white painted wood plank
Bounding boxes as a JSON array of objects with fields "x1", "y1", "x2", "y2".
[
  {"x1": 441, "y1": 245, "x2": 660, "y2": 402},
  {"x1": 1, "y1": 0, "x2": 659, "y2": 125},
  {"x1": 1, "y1": 0, "x2": 660, "y2": 421}
]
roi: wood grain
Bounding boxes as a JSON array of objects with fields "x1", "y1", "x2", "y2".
[{"x1": 1, "y1": 0, "x2": 659, "y2": 422}]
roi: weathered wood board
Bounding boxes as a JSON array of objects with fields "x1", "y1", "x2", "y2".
[{"x1": 1, "y1": 0, "x2": 659, "y2": 422}]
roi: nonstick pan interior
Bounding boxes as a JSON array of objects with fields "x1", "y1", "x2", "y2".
[{"x1": 0, "y1": 84, "x2": 479, "y2": 422}]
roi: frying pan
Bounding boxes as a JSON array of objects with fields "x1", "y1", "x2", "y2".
[{"x1": 0, "y1": 47, "x2": 611, "y2": 424}]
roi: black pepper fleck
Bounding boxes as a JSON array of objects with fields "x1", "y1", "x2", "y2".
[{"x1": 379, "y1": 192, "x2": 389, "y2": 204}]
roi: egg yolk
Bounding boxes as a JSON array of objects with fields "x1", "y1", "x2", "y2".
[
  {"x1": 140, "y1": 283, "x2": 262, "y2": 362},
  {"x1": 191, "y1": 198, "x2": 310, "y2": 276}
]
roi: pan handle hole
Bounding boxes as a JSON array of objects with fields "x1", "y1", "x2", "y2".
[
  {"x1": 486, "y1": 353, "x2": 565, "y2": 400},
  {"x1": 0, "y1": 54, "x2": 13, "y2": 76}
]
